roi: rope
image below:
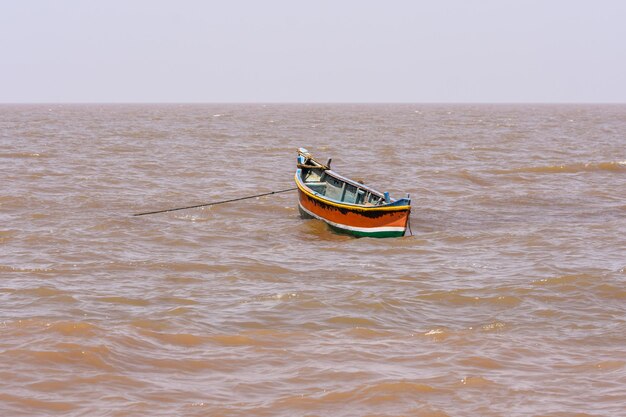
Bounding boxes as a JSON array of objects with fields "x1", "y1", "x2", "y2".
[
  {"x1": 298, "y1": 150, "x2": 329, "y2": 170},
  {"x1": 132, "y1": 187, "x2": 297, "y2": 216},
  {"x1": 297, "y1": 163, "x2": 329, "y2": 170}
]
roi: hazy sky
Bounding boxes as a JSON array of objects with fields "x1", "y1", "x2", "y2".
[{"x1": 1, "y1": 0, "x2": 625, "y2": 102}]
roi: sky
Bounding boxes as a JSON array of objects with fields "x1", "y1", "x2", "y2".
[{"x1": 1, "y1": 0, "x2": 625, "y2": 103}]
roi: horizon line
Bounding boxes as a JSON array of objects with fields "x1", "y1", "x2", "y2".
[{"x1": 1, "y1": 101, "x2": 625, "y2": 105}]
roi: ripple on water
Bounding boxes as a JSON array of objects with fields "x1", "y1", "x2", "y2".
[
  {"x1": 0, "y1": 393, "x2": 77, "y2": 414},
  {"x1": 138, "y1": 330, "x2": 208, "y2": 347},
  {"x1": 3, "y1": 344, "x2": 114, "y2": 372},
  {"x1": 208, "y1": 329, "x2": 299, "y2": 348},
  {"x1": 46, "y1": 321, "x2": 101, "y2": 337},
  {"x1": 267, "y1": 379, "x2": 445, "y2": 417},
  {"x1": 95, "y1": 296, "x2": 151, "y2": 307},
  {"x1": 28, "y1": 374, "x2": 148, "y2": 392},
  {"x1": 326, "y1": 316, "x2": 380, "y2": 328},
  {"x1": 458, "y1": 356, "x2": 504, "y2": 370},
  {"x1": 416, "y1": 290, "x2": 523, "y2": 308}
]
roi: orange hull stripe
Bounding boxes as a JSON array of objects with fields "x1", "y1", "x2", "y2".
[{"x1": 299, "y1": 190, "x2": 410, "y2": 229}]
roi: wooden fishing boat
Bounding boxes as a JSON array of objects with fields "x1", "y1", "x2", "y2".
[{"x1": 295, "y1": 148, "x2": 411, "y2": 238}]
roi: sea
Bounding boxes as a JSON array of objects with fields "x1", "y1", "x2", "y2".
[{"x1": 1, "y1": 104, "x2": 625, "y2": 416}]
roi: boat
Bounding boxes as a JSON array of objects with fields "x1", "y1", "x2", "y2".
[{"x1": 295, "y1": 148, "x2": 411, "y2": 238}]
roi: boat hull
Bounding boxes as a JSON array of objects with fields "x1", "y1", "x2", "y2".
[{"x1": 296, "y1": 185, "x2": 410, "y2": 238}]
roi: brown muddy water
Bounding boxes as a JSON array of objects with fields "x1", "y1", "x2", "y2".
[{"x1": 1, "y1": 104, "x2": 625, "y2": 416}]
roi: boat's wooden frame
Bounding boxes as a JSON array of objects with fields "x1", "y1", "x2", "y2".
[{"x1": 295, "y1": 148, "x2": 411, "y2": 238}]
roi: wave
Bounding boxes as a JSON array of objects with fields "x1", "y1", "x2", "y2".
[
  {"x1": 0, "y1": 265, "x2": 56, "y2": 274},
  {"x1": 327, "y1": 316, "x2": 380, "y2": 327},
  {"x1": 458, "y1": 376, "x2": 497, "y2": 388},
  {"x1": 272, "y1": 379, "x2": 441, "y2": 409},
  {"x1": 8, "y1": 287, "x2": 78, "y2": 304},
  {"x1": 416, "y1": 291, "x2": 522, "y2": 307},
  {"x1": 139, "y1": 330, "x2": 207, "y2": 347},
  {"x1": 421, "y1": 321, "x2": 507, "y2": 341},
  {"x1": 4, "y1": 344, "x2": 114, "y2": 371},
  {"x1": 0, "y1": 152, "x2": 47, "y2": 158},
  {"x1": 96, "y1": 296, "x2": 151, "y2": 306},
  {"x1": 0, "y1": 393, "x2": 76, "y2": 413},
  {"x1": 14, "y1": 286, "x2": 66, "y2": 297},
  {"x1": 491, "y1": 161, "x2": 626, "y2": 175},
  {"x1": 458, "y1": 356, "x2": 503, "y2": 369},
  {"x1": 46, "y1": 321, "x2": 101, "y2": 337},
  {"x1": 60, "y1": 374, "x2": 148, "y2": 389},
  {"x1": 532, "y1": 273, "x2": 599, "y2": 287},
  {"x1": 208, "y1": 330, "x2": 303, "y2": 347}
]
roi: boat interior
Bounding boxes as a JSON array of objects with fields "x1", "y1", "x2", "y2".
[{"x1": 302, "y1": 168, "x2": 387, "y2": 206}]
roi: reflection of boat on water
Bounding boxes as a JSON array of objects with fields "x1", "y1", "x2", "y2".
[{"x1": 295, "y1": 148, "x2": 411, "y2": 238}]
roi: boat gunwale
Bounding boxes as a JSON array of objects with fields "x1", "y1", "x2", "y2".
[{"x1": 298, "y1": 150, "x2": 390, "y2": 198}]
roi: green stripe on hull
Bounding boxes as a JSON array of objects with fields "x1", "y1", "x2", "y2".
[{"x1": 327, "y1": 224, "x2": 405, "y2": 238}]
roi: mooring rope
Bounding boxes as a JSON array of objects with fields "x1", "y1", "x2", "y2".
[
  {"x1": 132, "y1": 187, "x2": 297, "y2": 216},
  {"x1": 297, "y1": 163, "x2": 329, "y2": 170}
]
